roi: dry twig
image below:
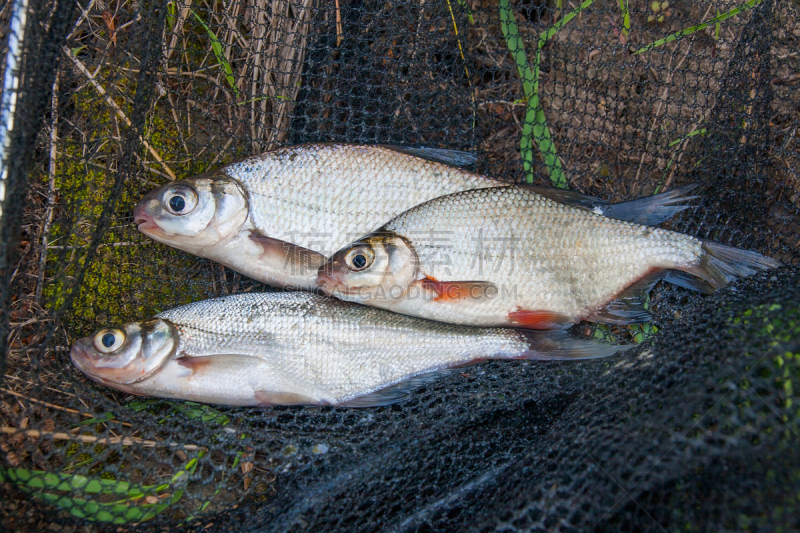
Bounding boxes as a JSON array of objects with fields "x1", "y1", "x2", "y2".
[{"x1": 1, "y1": 426, "x2": 205, "y2": 451}]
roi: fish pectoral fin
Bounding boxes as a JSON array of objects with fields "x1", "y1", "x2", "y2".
[
  {"x1": 337, "y1": 370, "x2": 458, "y2": 408},
  {"x1": 254, "y1": 390, "x2": 319, "y2": 406},
  {"x1": 507, "y1": 309, "x2": 574, "y2": 330},
  {"x1": 176, "y1": 354, "x2": 262, "y2": 376},
  {"x1": 379, "y1": 145, "x2": 478, "y2": 168},
  {"x1": 586, "y1": 270, "x2": 663, "y2": 325},
  {"x1": 520, "y1": 330, "x2": 627, "y2": 360},
  {"x1": 176, "y1": 356, "x2": 217, "y2": 375},
  {"x1": 248, "y1": 232, "x2": 328, "y2": 270},
  {"x1": 418, "y1": 277, "x2": 498, "y2": 302}
]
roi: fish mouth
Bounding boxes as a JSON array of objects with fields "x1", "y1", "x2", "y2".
[
  {"x1": 70, "y1": 340, "x2": 108, "y2": 382},
  {"x1": 316, "y1": 269, "x2": 358, "y2": 298},
  {"x1": 69, "y1": 341, "x2": 93, "y2": 374},
  {"x1": 133, "y1": 204, "x2": 158, "y2": 232}
]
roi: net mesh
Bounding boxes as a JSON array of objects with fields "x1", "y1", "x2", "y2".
[{"x1": 1, "y1": 0, "x2": 799, "y2": 530}]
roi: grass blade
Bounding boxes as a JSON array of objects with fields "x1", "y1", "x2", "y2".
[
  {"x1": 539, "y1": 0, "x2": 595, "y2": 47},
  {"x1": 500, "y1": 0, "x2": 592, "y2": 186},
  {"x1": 668, "y1": 128, "x2": 707, "y2": 147},
  {"x1": 191, "y1": 9, "x2": 240, "y2": 98},
  {"x1": 635, "y1": 0, "x2": 762, "y2": 55},
  {"x1": 0, "y1": 458, "x2": 199, "y2": 524},
  {"x1": 618, "y1": 0, "x2": 630, "y2": 35}
]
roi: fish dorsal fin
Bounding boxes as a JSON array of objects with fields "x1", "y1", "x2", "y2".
[
  {"x1": 587, "y1": 271, "x2": 664, "y2": 325},
  {"x1": 522, "y1": 185, "x2": 608, "y2": 211},
  {"x1": 600, "y1": 184, "x2": 699, "y2": 226},
  {"x1": 248, "y1": 231, "x2": 328, "y2": 270},
  {"x1": 379, "y1": 145, "x2": 479, "y2": 168},
  {"x1": 337, "y1": 369, "x2": 458, "y2": 408},
  {"x1": 522, "y1": 184, "x2": 699, "y2": 226}
]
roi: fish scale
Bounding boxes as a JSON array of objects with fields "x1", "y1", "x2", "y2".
[
  {"x1": 320, "y1": 186, "x2": 778, "y2": 329},
  {"x1": 386, "y1": 187, "x2": 701, "y2": 324},
  {"x1": 135, "y1": 144, "x2": 701, "y2": 290},
  {"x1": 87, "y1": 293, "x2": 533, "y2": 404},
  {"x1": 69, "y1": 292, "x2": 622, "y2": 407},
  {"x1": 226, "y1": 145, "x2": 498, "y2": 257}
]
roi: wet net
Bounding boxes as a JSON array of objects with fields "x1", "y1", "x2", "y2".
[{"x1": 1, "y1": 0, "x2": 799, "y2": 530}]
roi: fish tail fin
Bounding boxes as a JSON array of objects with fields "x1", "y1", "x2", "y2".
[
  {"x1": 602, "y1": 184, "x2": 700, "y2": 226},
  {"x1": 666, "y1": 241, "x2": 781, "y2": 294},
  {"x1": 519, "y1": 330, "x2": 627, "y2": 361}
]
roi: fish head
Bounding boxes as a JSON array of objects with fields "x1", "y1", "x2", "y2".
[
  {"x1": 134, "y1": 175, "x2": 249, "y2": 253},
  {"x1": 70, "y1": 319, "x2": 179, "y2": 389},
  {"x1": 318, "y1": 232, "x2": 418, "y2": 303}
]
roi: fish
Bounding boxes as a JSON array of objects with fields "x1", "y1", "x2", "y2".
[
  {"x1": 317, "y1": 186, "x2": 780, "y2": 329},
  {"x1": 133, "y1": 143, "x2": 698, "y2": 290},
  {"x1": 69, "y1": 292, "x2": 624, "y2": 407}
]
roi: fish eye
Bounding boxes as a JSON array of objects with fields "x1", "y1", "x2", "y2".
[
  {"x1": 345, "y1": 246, "x2": 374, "y2": 271},
  {"x1": 169, "y1": 195, "x2": 185, "y2": 212},
  {"x1": 164, "y1": 185, "x2": 198, "y2": 215},
  {"x1": 93, "y1": 328, "x2": 126, "y2": 354}
]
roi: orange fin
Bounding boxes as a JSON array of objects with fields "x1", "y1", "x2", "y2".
[
  {"x1": 419, "y1": 277, "x2": 497, "y2": 302},
  {"x1": 176, "y1": 356, "x2": 215, "y2": 374},
  {"x1": 507, "y1": 309, "x2": 574, "y2": 330}
]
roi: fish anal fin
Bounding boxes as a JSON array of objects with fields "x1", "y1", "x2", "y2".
[
  {"x1": 419, "y1": 277, "x2": 498, "y2": 302},
  {"x1": 588, "y1": 300, "x2": 653, "y2": 325},
  {"x1": 248, "y1": 232, "x2": 327, "y2": 270},
  {"x1": 520, "y1": 330, "x2": 627, "y2": 360},
  {"x1": 587, "y1": 270, "x2": 663, "y2": 325},
  {"x1": 663, "y1": 270, "x2": 717, "y2": 293},
  {"x1": 337, "y1": 369, "x2": 457, "y2": 408},
  {"x1": 254, "y1": 390, "x2": 319, "y2": 406},
  {"x1": 507, "y1": 309, "x2": 574, "y2": 330}
]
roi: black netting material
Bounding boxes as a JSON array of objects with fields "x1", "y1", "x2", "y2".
[{"x1": 1, "y1": 0, "x2": 799, "y2": 530}]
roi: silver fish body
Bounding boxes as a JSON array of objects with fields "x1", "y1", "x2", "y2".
[
  {"x1": 318, "y1": 186, "x2": 780, "y2": 329},
  {"x1": 133, "y1": 144, "x2": 501, "y2": 290},
  {"x1": 133, "y1": 144, "x2": 698, "y2": 290},
  {"x1": 69, "y1": 292, "x2": 622, "y2": 407}
]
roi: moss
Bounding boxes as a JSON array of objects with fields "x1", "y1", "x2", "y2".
[
  {"x1": 731, "y1": 302, "x2": 800, "y2": 429},
  {"x1": 40, "y1": 72, "x2": 209, "y2": 335}
]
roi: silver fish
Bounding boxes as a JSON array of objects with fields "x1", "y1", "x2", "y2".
[
  {"x1": 133, "y1": 143, "x2": 697, "y2": 290},
  {"x1": 69, "y1": 292, "x2": 623, "y2": 407},
  {"x1": 318, "y1": 186, "x2": 780, "y2": 329}
]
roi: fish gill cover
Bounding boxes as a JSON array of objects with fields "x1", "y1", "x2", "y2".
[{"x1": 0, "y1": 0, "x2": 798, "y2": 531}]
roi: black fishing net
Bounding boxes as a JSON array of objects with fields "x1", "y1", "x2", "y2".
[{"x1": 1, "y1": 0, "x2": 798, "y2": 530}]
